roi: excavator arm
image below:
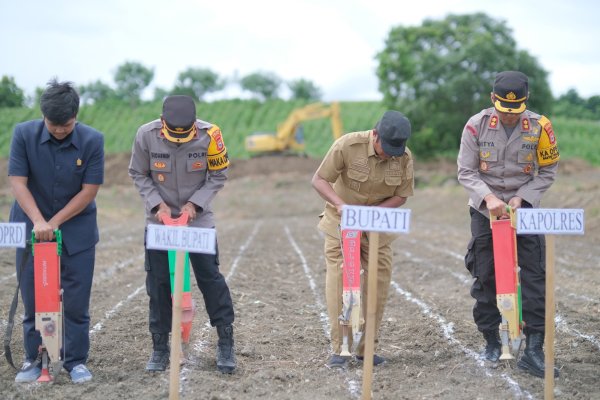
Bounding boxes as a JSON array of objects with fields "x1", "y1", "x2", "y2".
[{"x1": 245, "y1": 102, "x2": 343, "y2": 154}]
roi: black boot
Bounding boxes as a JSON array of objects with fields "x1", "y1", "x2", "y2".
[
  {"x1": 482, "y1": 330, "x2": 501, "y2": 362},
  {"x1": 517, "y1": 332, "x2": 559, "y2": 378},
  {"x1": 216, "y1": 325, "x2": 236, "y2": 374},
  {"x1": 146, "y1": 333, "x2": 170, "y2": 372}
]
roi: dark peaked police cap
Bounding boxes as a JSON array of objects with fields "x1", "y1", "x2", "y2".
[
  {"x1": 162, "y1": 95, "x2": 196, "y2": 132},
  {"x1": 493, "y1": 71, "x2": 528, "y2": 114},
  {"x1": 375, "y1": 110, "x2": 411, "y2": 156}
]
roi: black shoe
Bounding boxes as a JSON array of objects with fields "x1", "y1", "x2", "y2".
[
  {"x1": 146, "y1": 350, "x2": 169, "y2": 372},
  {"x1": 326, "y1": 354, "x2": 348, "y2": 369},
  {"x1": 355, "y1": 354, "x2": 386, "y2": 366},
  {"x1": 482, "y1": 330, "x2": 501, "y2": 363},
  {"x1": 517, "y1": 332, "x2": 559, "y2": 378},
  {"x1": 146, "y1": 333, "x2": 170, "y2": 372},
  {"x1": 216, "y1": 325, "x2": 236, "y2": 374}
]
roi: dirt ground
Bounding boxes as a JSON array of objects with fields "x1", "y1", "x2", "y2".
[{"x1": 0, "y1": 155, "x2": 599, "y2": 400}]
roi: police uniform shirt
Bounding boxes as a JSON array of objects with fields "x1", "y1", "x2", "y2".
[
  {"x1": 457, "y1": 107, "x2": 559, "y2": 217},
  {"x1": 128, "y1": 118, "x2": 228, "y2": 228},
  {"x1": 8, "y1": 120, "x2": 104, "y2": 255},
  {"x1": 316, "y1": 130, "x2": 414, "y2": 245}
]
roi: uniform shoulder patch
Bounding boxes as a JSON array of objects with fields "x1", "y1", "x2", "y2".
[
  {"x1": 466, "y1": 124, "x2": 478, "y2": 136},
  {"x1": 536, "y1": 115, "x2": 559, "y2": 166},
  {"x1": 206, "y1": 124, "x2": 229, "y2": 170}
]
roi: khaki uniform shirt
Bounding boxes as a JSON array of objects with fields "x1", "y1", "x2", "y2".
[
  {"x1": 129, "y1": 118, "x2": 228, "y2": 228},
  {"x1": 457, "y1": 107, "x2": 559, "y2": 218},
  {"x1": 316, "y1": 130, "x2": 414, "y2": 246}
]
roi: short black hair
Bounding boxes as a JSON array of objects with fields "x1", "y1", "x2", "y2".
[{"x1": 40, "y1": 78, "x2": 80, "y2": 124}]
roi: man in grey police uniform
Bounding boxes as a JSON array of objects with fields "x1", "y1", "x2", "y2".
[
  {"x1": 457, "y1": 71, "x2": 560, "y2": 378},
  {"x1": 129, "y1": 95, "x2": 236, "y2": 373}
]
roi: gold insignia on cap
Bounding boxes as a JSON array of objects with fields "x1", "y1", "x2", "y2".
[{"x1": 507, "y1": 92, "x2": 517, "y2": 100}]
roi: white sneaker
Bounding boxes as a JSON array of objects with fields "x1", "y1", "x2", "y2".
[
  {"x1": 70, "y1": 364, "x2": 92, "y2": 383},
  {"x1": 15, "y1": 360, "x2": 41, "y2": 383}
]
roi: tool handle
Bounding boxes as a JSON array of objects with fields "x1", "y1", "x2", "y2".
[
  {"x1": 31, "y1": 229, "x2": 62, "y2": 256},
  {"x1": 160, "y1": 211, "x2": 190, "y2": 226}
]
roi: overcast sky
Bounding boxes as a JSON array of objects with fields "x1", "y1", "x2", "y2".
[{"x1": 1, "y1": 0, "x2": 599, "y2": 102}]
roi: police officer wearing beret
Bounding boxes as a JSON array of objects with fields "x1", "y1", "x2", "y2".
[
  {"x1": 457, "y1": 71, "x2": 560, "y2": 377},
  {"x1": 312, "y1": 110, "x2": 415, "y2": 368},
  {"x1": 9, "y1": 79, "x2": 104, "y2": 383},
  {"x1": 129, "y1": 95, "x2": 236, "y2": 373}
]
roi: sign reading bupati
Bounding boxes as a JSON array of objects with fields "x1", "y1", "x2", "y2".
[
  {"x1": 146, "y1": 224, "x2": 216, "y2": 254},
  {"x1": 517, "y1": 209, "x2": 585, "y2": 235},
  {"x1": 341, "y1": 205, "x2": 411, "y2": 233},
  {"x1": 0, "y1": 223, "x2": 27, "y2": 248}
]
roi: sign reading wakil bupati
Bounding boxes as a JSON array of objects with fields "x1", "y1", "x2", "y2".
[
  {"x1": 0, "y1": 223, "x2": 27, "y2": 248},
  {"x1": 341, "y1": 205, "x2": 410, "y2": 233},
  {"x1": 146, "y1": 224, "x2": 216, "y2": 254},
  {"x1": 517, "y1": 208, "x2": 585, "y2": 235}
]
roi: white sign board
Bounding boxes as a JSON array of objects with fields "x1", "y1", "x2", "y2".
[
  {"x1": 341, "y1": 205, "x2": 411, "y2": 233},
  {"x1": 146, "y1": 224, "x2": 216, "y2": 254},
  {"x1": 0, "y1": 223, "x2": 27, "y2": 248},
  {"x1": 517, "y1": 209, "x2": 585, "y2": 235}
]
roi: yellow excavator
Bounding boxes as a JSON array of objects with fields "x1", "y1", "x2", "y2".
[{"x1": 245, "y1": 102, "x2": 343, "y2": 154}]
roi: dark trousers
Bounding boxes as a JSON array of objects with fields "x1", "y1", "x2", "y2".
[
  {"x1": 145, "y1": 244, "x2": 234, "y2": 334},
  {"x1": 17, "y1": 246, "x2": 95, "y2": 371},
  {"x1": 465, "y1": 207, "x2": 546, "y2": 334}
]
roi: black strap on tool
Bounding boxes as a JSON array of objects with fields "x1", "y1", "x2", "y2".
[{"x1": 4, "y1": 243, "x2": 31, "y2": 370}]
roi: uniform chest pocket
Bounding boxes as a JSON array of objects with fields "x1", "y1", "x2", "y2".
[
  {"x1": 347, "y1": 167, "x2": 369, "y2": 191},
  {"x1": 479, "y1": 148, "x2": 498, "y2": 162},
  {"x1": 150, "y1": 158, "x2": 172, "y2": 172},
  {"x1": 517, "y1": 150, "x2": 536, "y2": 164},
  {"x1": 384, "y1": 174, "x2": 402, "y2": 186},
  {"x1": 187, "y1": 158, "x2": 207, "y2": 172}
]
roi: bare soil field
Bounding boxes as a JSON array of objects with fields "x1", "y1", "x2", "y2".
[{"x1": 0, "y1": 155, "x2": 599, "y2": 400}]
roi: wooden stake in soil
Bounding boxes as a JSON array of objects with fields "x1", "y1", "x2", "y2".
[
  {"x1": 341, "y1": 205, "x2": 411, "y2": 400},
  {"x1": 169, "y1": 250, "x2": 186, "y2": 400},
  {"x1": 515, "y1": 208, "x2": 585, "y2": 400},
  {"x1": 544, "y1": 235, "x2": 555, "y2": 400},
  {"x1": 361, "y1": 231, "x2": 379, "y2": 400}
]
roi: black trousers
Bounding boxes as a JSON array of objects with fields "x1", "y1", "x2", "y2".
[
  {"x1": 465, "y1": 207, "x2": 546, "y2": 334},
  {"x1": 145, "y1": 243, "x2": 234, "y2": 334}
]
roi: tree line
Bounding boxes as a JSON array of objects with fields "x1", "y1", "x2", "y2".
[{"x1": 0, "y1": 66, "x2": 323, "y2": 109}]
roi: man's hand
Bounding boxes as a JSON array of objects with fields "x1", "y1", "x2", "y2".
[
  {"x1": 155, "y1": 202, "x2": 171, "y2": 223},
  {"x1": 508, "y1": 196, "x2": 523, "y2": 210},
  {"x1": 32, "y1": 219, "x2": 55, "y2": 242},
  {"x1": 484, "y1": 193, "x2": 508, "y2": 218},
  {"x1": 181, "y1": 202, "x2": 198, "y2": 221}
]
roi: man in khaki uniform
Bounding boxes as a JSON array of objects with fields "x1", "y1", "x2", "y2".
[
  {"x1": 312, "y1": 110, "x2": 414, "y2": 368},
  {"x1": 457, "y1": 71, "x2": 559, "y2": 378}
]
